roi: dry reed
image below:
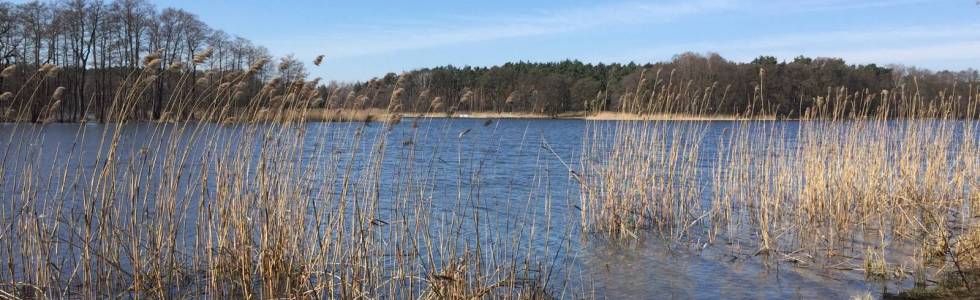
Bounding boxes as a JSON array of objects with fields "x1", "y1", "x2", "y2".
[{"x1": 0, "y1": 54, "x2": 575, "y2": 299}]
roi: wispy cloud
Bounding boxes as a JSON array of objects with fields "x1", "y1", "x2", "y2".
[
  {"x1": 803, "y1": 41, "x2": 980, "y2": 66},
  {"x1": 283, "y1": 0, "x2": 939, "y2": 62},
  {"x1": 292, "y1": 0, "x2": 737, "y2": 59},
  {"x1": 748, "y1": 0, "x2": 933, "y2": 14},
  {"x1": 277, "y1": 0, "x2": 969, "y2": 81},
  {"x1": 597, "y1": 23, "x2": 980, "y2": 69}
]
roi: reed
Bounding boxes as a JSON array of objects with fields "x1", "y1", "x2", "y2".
[
  {"x1": 3, "y1": 51, "x2": 979, "y2": 298},
  {"x1": 0, "y1": 54, "x2": 577, "y2": 299},
  {"x1": 580, "y1": 67, "x2": 715, "y2": 240},
  {"x1": 581, "y1": 68, "x2": 980, "y2": 292},
  {"x1": 0, "y1": 65, "x2": 15, "y2": 78}
]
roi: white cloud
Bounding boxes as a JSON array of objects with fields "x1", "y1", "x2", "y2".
[
  {"x1": 597, "y1": 23, "x2": 980, "y2": 69},
  {"x1": 284, "y1": 0, "x2": 968, "y2": 80},
  {"x1": 749, "y1": 0, "x2": 933, "y2": 14},
  {"x1": 283, "y1": 0, "x2": 737, "y2": 59},
  {"x1": 813, "y1": 41, "x2": 980, "y2": 66}
]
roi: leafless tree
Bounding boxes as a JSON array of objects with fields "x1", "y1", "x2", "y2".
[{"x1": 0, "y1": 0, "x2": 298, "y2": 122}]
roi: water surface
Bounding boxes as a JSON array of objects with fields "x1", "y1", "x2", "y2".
[{"x1": 3, "y1": 118, "x2": 970, "y2": 299}]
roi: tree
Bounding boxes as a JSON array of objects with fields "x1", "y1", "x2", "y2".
[
  {"x1": 61, "y1": 0, "x2": 103, "y2": 119},
  {"x1": 0, "y1": 0, "x2": 312, "y2": 122},
  {"x1": 0, "y1": 3, "x2": 18, "y2": 65},
  {"x1": 113, "y1": 0, "x2": 153, "y2": 67}
]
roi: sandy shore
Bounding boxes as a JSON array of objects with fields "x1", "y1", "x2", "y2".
[
  {"x1": 409, "y1": 111, "x2": 776, "y2": 121},
  {"x1": 284, "y1": 109, "x2": 781, "y2": 122}
]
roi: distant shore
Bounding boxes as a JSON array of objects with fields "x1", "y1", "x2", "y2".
[
  {"x1": 296, "y1": 109, "x2": 778, "y2": 122},
  {"x1": 0, "y1": 109, "x2": 781, "y2": 124},
  {"x1": 419, "y1": 111, "x2": 777, "y2": 121}
]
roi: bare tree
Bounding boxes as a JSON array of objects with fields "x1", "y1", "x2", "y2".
[
  {"x1": 18, "y1": 1, "x2": 51, "y2": 66},
  {"x1": 112, "y1": 0, "x2": 153, "y2": 67},
  {"x1": 0, "y1": 3, "x2": 18, "y2": 65},
  {"x1": 0, "y1": 0, "x2": 310, "y2": 122},
  {"x1": 61, "y1": 0, "x2": 103, "y2": 119}
]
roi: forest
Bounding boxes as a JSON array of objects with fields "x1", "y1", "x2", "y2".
[
  {"x1": 342, "y1": 55, "x2": 979, "y2": 118},
  {"x1": 2, "y1": 0, "x2": 979, "y2": 122}
]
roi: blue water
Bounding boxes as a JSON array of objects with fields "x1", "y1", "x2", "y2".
[{"x1": 3, "y1": 118, "x2": 974, "y2": 299}]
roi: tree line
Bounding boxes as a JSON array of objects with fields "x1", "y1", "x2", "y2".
[
  {"x1": 336, "y1": 53, "x2": 979, "y2": 118},
  {"x1": 0, "y1": 0, "x2": 308, "y2": 122}
]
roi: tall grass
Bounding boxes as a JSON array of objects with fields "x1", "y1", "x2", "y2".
[
  {"x1": 0, "y1": 56, "x2": 577, "y2": 298},
  {"x1": 580, "y1": 68, "x2": 715, "y2": 239},
  {"x1": 3, "y1": 55, "x2": 980, "y2": 298},
  {"x1": 581, "y1": 67, "x2": 980, "y2": 293}
]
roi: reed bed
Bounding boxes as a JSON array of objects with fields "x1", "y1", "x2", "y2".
[
  {"x1": 713, "y1": 87, "x2": 980, "y2": 270},
  {"x1": 580, "y1": 68, "x2": 711, "y2": 240},
  {"x1": 0, "y1": 56, "x2": 577, "y2": 298},
  {"x1": 4, "y1": 55, "x2": 980, "y2": 298},
  {"x1": 581, "y1": 68, "x2": 980, "y2": 293}
]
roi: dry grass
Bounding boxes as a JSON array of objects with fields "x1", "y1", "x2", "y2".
[
  {"x1": 955, "y1": 228, "x2": 980, "y2": 269},
  {"x1": 3, "y1": 55, "x2": 979, "y2": 298},
  {"x1": 580, "y1": 68, "x2": 980, "y2": 293},
  {"x1": 0, "y1": 55, "x2": 576, "y2": 299},
  {"x1": 580, "y1": 119, "x2": 707, "y2": 239}
]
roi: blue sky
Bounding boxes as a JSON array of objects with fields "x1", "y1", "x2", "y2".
[{"x1": 155, "y1": 0, "x2": 980, "y2": 82}]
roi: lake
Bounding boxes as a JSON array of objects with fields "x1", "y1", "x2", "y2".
[{"x1": 2, "y1": 118, "x2": 976, "y2": 299}]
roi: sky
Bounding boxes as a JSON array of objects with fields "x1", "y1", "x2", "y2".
[{"x1": 152, "y1": 0, "x2": 980, "y2": 82}]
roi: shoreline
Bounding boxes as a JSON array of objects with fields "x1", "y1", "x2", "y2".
[
  {"x1": 367, "y1": 110, "x2": 779, "y2": 121},
  {"x1": 0, "y1": 109, "x2": 791, "y2": 124}
]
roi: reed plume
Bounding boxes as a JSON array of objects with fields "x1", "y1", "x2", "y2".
[
  {"x1": 45, "y1": 65, "x2": 62, "y2": 78},
  {"x1": 249, "y1": 57, "x2": 270, "y2": 75},
  {"x1": 193, "y1": 47, "x2": 214, "y2": 64},
  {"x1": 0, "y1": 64, "x2": 16, "y2": 78},
  {"x1": 52, "y1": 86, "x2": 65, "y2": 101},
  {"x1": 459, "y1": 89, "x2": 473, "y2": 109},
  {"x1": 168, "y1": 61, "x2": 184, "y2": 71},
  {"x1": 143, "y1": 50, "x2": 162, "y2": 68},
  {"x1": 394, "y1": 72, "x2": 409, "y2": 87},
  {"x1": 38, "y1": 63, "x2": 54, "y2": 73},
  {"x1": 431, "y1": 96, "x2": 444, "y2": 111},
  {"x1": 388, "y1": 87, "x2": 404, "y2": 111},
  {"x1": 345, "y1": 90, "x2": 356, "y2": 103},
  {"x1": 356, "y1": 94, "x2": 370, "y2": 108},
  {"x1": 261, "y1": 77, "x2": 281, "y2": 95},
  {"x1": 145, "y1": 58, "x2": 163, "y2": 70}
]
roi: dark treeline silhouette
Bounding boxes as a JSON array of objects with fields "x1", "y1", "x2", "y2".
[
  {"x1": 0, "y1": 0, "x2": 307, "y2": 122},
  {"x1": 335, "y1": 52, "x2": 979, "y2": 118}
]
